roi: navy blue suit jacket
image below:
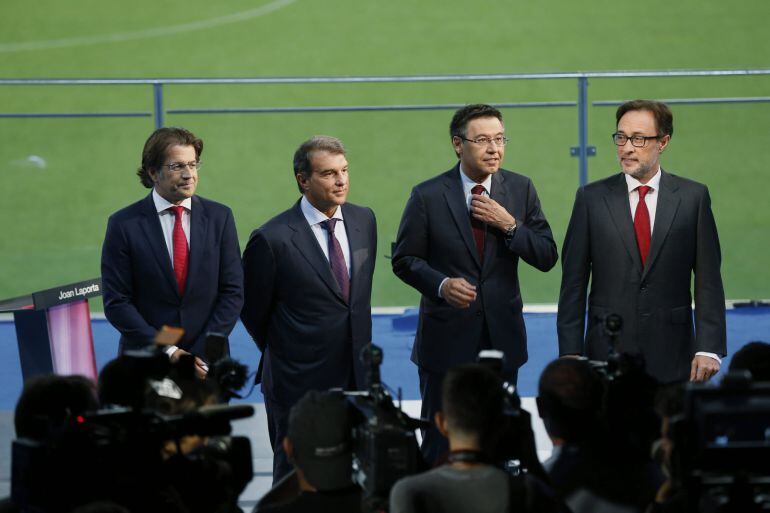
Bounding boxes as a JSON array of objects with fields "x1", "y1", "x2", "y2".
[
  {"x1": 240, "y1": 200, "x2": 377, "y2": 406},
  {"x1": 392, "y1": 165, "x2": 557, "y2": 375},
  {"x1": 101, "y1": 193, "x2": 244, "y2": 357}
]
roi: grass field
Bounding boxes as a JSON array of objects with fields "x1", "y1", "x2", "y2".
[{"x1": 1, "y1": 0, "x2": 769, "y2": 307}]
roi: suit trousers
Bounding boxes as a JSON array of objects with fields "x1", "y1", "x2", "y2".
[
  {"x1": 265, "y1": 366, "x2": 358, "y2": 483},
  {"x1": 417, "y1": 322, "x2": 519, "y2": 465}
]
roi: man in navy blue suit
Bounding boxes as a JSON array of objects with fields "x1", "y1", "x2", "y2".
[
  {"x1": 392, "y1": 105, "x2": 558, "y2": 463},
  {"x1": 241, "y1": 135, "x2": 377, "y2": 482},
  {"x1": 101, "y1": 127, "x2": 243, "y2": 378}
]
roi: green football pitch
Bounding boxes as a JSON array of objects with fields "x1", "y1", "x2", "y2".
[{"x1": 1, "y1": 0, "x2": 769, "y2": 307}]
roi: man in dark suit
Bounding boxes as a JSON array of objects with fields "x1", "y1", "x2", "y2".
[
  {"x1": 101, "y1": 127, "x2": 243, "y2": 377},
  {"x1": 392, "y1": 104, "x2": 558, "y2": 463},
  {"x1": 241, "y1": 135, "x2": 377, "y2": 482},
  {"x1": 557, "y1": 100, "x2": 726, "y2": 383}
]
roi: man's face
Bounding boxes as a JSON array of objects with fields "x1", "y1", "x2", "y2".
[
  {"x1": 616, "y1": 109, "x2": 670, "y2": 183},
  {"x1": 149, "y1": 144, "x2": 198, "y2": 204},
  {"x1": 452, "y1": 116, "x2": 506, "y2": 182},
  {"x1": 298, "y1": 150, "x2": 349, "y2": 216}
]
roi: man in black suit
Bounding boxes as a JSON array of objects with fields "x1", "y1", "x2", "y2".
[
  {"x1": 101, "y1": 127, "x2": 243, "y2": 377},
  {"x1": 557, "y1": 100, "x2": 726, "y2": 383},
  {"x1": 241, "y1": 135, "x2": 377, "y2": 481},
  {"x1": 392, "y1": 104, "x2": 558, "y2": 463}
]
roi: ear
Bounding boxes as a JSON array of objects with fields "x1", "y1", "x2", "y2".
[
  {"x1": 435, "y1": 411, "x2": 449, "y2": 437},
  {"x1": 451, "y1": 135, "x2": 463, "y2": 158},
  {"x1": 283, "y1": 437, "x2": 294, "y2": 460},
  {"x1": 148, "y1": 167, "x2": 160, "y2": 183},
  {"x1": 296, "y1": 172, "x2": 308, "y2": 191},
  {"x1": 658, "y1": 134, "x2": 671, "y2": 153}
]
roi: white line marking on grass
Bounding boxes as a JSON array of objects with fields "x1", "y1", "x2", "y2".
[{"x1": 0, "y1": 0, "x2": 296, "y2": 53}]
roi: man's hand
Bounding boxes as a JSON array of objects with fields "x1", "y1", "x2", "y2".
[
  {"x1": 690, "y1": 355, "x2": 720, "y2": 382},
  {"x1": 169, "y1": 348, "x2": 209, "y2": 379},
  {"x1": 470, "y1": 194, "x2": 516, "y2": 232},
  {"x1": 440, "y1": 277, "x2": 477, "y2": 308}
]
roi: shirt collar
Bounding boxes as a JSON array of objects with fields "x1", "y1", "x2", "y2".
[
  {"x1": 459, "y1": 164, "x2": 493, "y2": 193},
  {"x1": 624, "y1": 167, "x2": 661, "y2": 194},
  {"x1": 300, "y1": 195, "x2": 344, "y2": 226},
  {"x1": 153, "y1": 188, "x2": 192, "y2": 213}
]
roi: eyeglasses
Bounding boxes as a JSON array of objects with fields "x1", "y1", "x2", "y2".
[
  {"x1": 164, "y1": 161, "x2": 201, "y2": 172},
  {"x1": 459, "y1": 136, "x2": 509, "y2": 147},
  {"x1": 612, "y1": 133, "x2": 661, "y2": 148}
]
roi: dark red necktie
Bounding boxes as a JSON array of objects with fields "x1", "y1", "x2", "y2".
[
  {"x1": 470, "y1": 184, "x2": 486, "y2": 262},
  {"x1": 321, "y1": 218, "x2": 350, "y2": 302},
  {"x1": 169, "y1": 206, "x2": 189, "y2": 295},
  {"x1": 634, "y1": 186, "x2": 652, "y2": 266}
]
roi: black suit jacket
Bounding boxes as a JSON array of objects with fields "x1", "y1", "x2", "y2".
[
  {"x1": 392, "y1": 165, "x2": 557, "y2": 374},
  {"x1": 101, "y1": 193, "x2": 244, "y2": 357},
  {"x1": 557, "y1": 171, "x2": 726, "y2": 383},
  {"x1": 240, "y1": 200, "x2": 377, "y2": 405}
]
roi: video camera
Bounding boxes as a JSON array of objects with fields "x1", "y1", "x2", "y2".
[
  {"x1": 475, "y1": 350, "x2": 549, "y2": 481},
  {"x1": 12, "y1": 395, "x2": 254, "y2": 513},
  {"x1": 337, "y1": 344, "x2": 427, "y2": 511},
  {"x1": 670, "y1": 373, "x2": 770, "y2": 512}
]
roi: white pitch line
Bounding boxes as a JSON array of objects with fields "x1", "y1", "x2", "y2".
[{"x1": 0, "y1": 0, "x2": 296, "y2": 53}]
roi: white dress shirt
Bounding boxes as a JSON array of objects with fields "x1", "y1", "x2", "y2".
[
  {"x1": 625, "y1": 168, "x2": 661, "y2": 234},
  {"x1": 623, "y1": 168, "x2": 720, "y2": 364},
  {"x1": 152, "y1": 188, "x2": 191, "y2": 261},
  {"x1": 300, "y1": 195, "x2": 352, "y2": 277},
  {"x1": 152, "y1": 189, "x2": 192, "y2": 359}
]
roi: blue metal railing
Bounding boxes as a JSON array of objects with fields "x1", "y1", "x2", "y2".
[{"x1": 2, "y1": 69, "x2": 769, "y2": 185}]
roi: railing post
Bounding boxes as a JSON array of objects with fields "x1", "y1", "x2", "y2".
[
  {"x1": 570, "y1": 76, "x2": 595, "y2": 186},
  {"x1": 153, "y1": 83, "x2": 164, "y2": 129}
]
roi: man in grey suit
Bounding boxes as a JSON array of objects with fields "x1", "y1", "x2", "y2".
[
  {"x1": 392, "y1": 104, "x2": 558, "y2": 463},
  {"x1": 557, "y1": 99, "x2": 725, "y2": 383},
  {"x1": 241, "y1": 136, "x2": 377, "y2": 482}
]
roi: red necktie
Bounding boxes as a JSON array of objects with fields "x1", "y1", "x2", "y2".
[
  {"x1": 470, "y1": 184, "x2": 486, "y2": 262},
  {"x1": 634, "y1": 186, "x2": 652, "y2": 266},
  {"x1": 170, "y1": 206, "x2": 189, "y2": 295},
  {"x1": 321, "y1": 218, "x2": 350, "y2": 303}
]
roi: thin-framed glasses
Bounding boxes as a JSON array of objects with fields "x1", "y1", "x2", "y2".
[
  {"x1": 612, "y1": 133, "x2": 661, "y2": 148},
  {"x1": 460, "y1": 136, "x2": 509, "y2": 147},
  {"x1": 164, "y1": 161, "x2": 201, "y2": 172}
]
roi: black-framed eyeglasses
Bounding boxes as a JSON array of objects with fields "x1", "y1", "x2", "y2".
[
  {"x1": 611, "y1": 133, "x2": 661, "y2": 148},
  {"x1": 459, "y1": 135, "x2": 509, "y2": 147},
  {"x1": 164, "y1": 161, "x2": 201, "y2": 172}
]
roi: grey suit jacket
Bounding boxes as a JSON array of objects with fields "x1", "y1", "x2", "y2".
[
  {"x1": 240, "y1": 200, "x2": 377, "y2": 405},
  {"x1": 557, "y1": 170, "x2": 726, "y2": 383},
  {"x1": 392, "y1": 165, "x2": 557, "y2": 375}
]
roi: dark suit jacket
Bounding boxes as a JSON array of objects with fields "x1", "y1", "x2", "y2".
[
  {"x1": 101, "y1": 193, "x2": 244, "y2": 357},
  {"x1": 557, "y1": 171, "x2": 726, "y2": 383},
  {"x1": 392, "y1": 165, "x2": 558, "y2": 375},
  {"x1": 240, "y1": 200, "x2": 377, "y2": 405}
]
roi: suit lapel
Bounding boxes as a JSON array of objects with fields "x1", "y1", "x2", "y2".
[
  {"x1": 603, "y1": 174, "x2": 644, "y2": 274},
  {"x1": 442, "y1": 166, "x2": 482, "y2": 269},
  {"x1": 288, "y1": 201, "x2": 346, "y2": 303},
  {"x1": 642, "y1": 170, "x2": 680, "y2": 280},
  {"x1": 185, "y1": 195, "x2": 208, "y2": 301},
  {"x1": 342, "y1": 204, "x2": 365, "y2": 302},
  {"x1": 138, "y1": 193, "x2": 180, "y2": 297}
]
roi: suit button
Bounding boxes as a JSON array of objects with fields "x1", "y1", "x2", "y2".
[{"x1": 640, "y1": 285, "x2": 647, "y2": 292}]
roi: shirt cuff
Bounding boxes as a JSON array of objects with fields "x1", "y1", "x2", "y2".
[
  {"x1": 164, "y1": 345, "x2": 180, "y2": 358},
  {"x1": 437, "y1": 278, "x2": 449, "y2": 299},
  {"x1": 695, "y1": 351, "x2": 722, "y2": 364}
]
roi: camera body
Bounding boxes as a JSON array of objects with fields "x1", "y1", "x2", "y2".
[{"x1": 339, "y1": 344, "x2": 425, "y2": 509}]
